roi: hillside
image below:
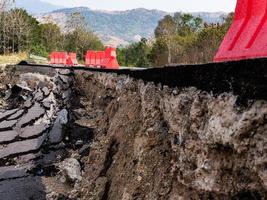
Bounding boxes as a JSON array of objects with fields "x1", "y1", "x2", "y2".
[{"x1": 36, "y1": 7, "x2": 227, "y2": 46}]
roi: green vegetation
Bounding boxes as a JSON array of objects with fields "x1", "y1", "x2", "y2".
[
  {"x1": 118, "y1": 12, "x2": 233, "y2": 67},
  {"x1": 0, "y1": 6, "x2": 104, "y2": 60}
]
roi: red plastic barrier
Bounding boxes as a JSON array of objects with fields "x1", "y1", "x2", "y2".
[
  {"x1": 67, "y1": 53, "x2": 78, "y2": 65},
  {"x1": 214, "y1": 0, "x2": 267, "y2": 62},
  {"x1": 50, "y1": 52, "x2": 77, "y2": 66},
  {"x1": 50, "y1": 52, "x2": 67, "y2": 65},
  {"x1": 85, "y1": 47, "x2": 120, "y2": 69},
  {"x1": 102, "y1": 47, "x2": 120, "y2": 69}
]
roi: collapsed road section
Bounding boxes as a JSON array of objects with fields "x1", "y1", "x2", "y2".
[
  {"x1": 0, "y1": 62, "x2": 267, "y2": 199},
  {"x1": 0, "y1": 65, "x2": 88, "y2": 199}
]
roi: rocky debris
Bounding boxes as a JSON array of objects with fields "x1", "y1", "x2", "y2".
[
  {"x1": 59, "y1": 158, "x2": 82, "y2": 183},
  {"x1": 0, "y1": 65, "x2": 80, "y2": 200}
]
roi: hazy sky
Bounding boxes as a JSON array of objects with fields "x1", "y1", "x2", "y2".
[{"x1": 43, "y1": 0, "x2": 236, "y2": 12}]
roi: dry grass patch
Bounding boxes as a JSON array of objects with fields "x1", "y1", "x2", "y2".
[{"x1": 0, "y1": 53, "x2": 28, "y2": 66}]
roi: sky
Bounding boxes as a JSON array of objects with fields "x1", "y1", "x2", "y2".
[{"x1": 42, "y1": 0, "x2": 236, "y2": 12}]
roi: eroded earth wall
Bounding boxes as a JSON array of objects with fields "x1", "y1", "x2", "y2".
[
  {"x1": 76, "y1": 71, "x2": 267, "y2": 200},
  {"x1": 0, "y1": 63, "x2": 266, "y2": 200}
]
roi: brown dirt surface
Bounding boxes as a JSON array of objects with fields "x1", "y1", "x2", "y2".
[{"x1": 74, "y1": 71, "x2": 267, "y2": 200}]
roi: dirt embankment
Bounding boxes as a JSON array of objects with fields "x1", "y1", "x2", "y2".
[{"x1": 74, "y1": 71, "x2": 267, "y2": 200}]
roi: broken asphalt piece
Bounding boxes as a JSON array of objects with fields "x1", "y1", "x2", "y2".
[
  {"x1": 0, "y1": 164, "x2": 33, "y2": 180},
  {"x1": 0, "y1": 120, "x2": 17, "y2": 131},
  {"x1": 7, "y1": 110, "x2": 24, "y2": 120},
  {"x1": 17, "y1": 103, "x2": 45, "y2": 128},
  {"x1": 20, "y1": 124, "x2": 48, "y2": 139},
  {"x1": 0, "y1": 134, "x2": 46, "y2": 159},
  {"x1": 0, "y1": 176, "x2": 46, "y2": 200},
  {"x1": 0, "y1": 130, "x2": 18, "y2": 144},
  {"x1": 0, "y1": 109, "x2": 18, "y2": 121},
  {"x1": 48, "y1": 109, "x2": 68, "y2": 144}
]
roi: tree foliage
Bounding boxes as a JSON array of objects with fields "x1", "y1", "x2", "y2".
[
  {"x1": 0, "y1": 7, "x2": 104, "y2": 59},
  {"x1": 117, "y1": 38, "x2": 152, "y2": 67},
  {"x1": 118, "y1": 12, "x2": 233, "y2": 67}
]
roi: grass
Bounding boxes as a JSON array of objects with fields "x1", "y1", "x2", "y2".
[
  {"x1": 0, "y1": 53, "x2": 50, "y2": 67},
  {"x1": 0, "y1": 52, "x2": 28, "y2": 66}
]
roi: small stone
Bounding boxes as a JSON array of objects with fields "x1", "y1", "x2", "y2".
[
  {"x1": 172, "y1": 89, "x2": 178, "y2": 95},
  {"x1": 59, "y1": 158, "x2": 82, "y2": 182},
  {"x1": 60, "y1": 175, "x2": 67, "y2": 183},
  {"x1": 75, "y1": 140, "x2": 83, "y2": 147},
  {"x1": 42, "y1": 87, "x2": 50, "y2": 96},
  {"x1": 34, "y1": 90, "x2": 44, "y2": 101},
  {"x1": 137, "y1": 175, "x2": 142, "y2": 182},
  {"x1": 78, "y1": 144, "x2": 90, "y2": 157}
]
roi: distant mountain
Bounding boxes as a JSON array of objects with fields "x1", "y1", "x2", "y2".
[
  {"x1": 37, "y1": 7, "x2": 227, "y2": 46},
  {"x1": 191, "y1": 12, "x2": 227, "y2": 24},
  {"x1": 15, "y1": 0, "x2": 63, "y2": 14}
]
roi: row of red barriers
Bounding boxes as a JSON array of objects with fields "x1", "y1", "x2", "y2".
[
  {"x1": 214, "y1": 0, "x2": 267, "y2": 62},
  {"x1": 49, "y1": 47, "x2": 120, "y2": 69}
]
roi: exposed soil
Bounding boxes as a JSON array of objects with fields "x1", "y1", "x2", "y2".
[{"x1": 74, "y1": 71, "x2": 267, "y2": 200}]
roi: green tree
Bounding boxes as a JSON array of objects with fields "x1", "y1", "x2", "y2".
[
  {"x1": 155, "y1": 15, "x2": 176, "y2": 64},
  {"x1": 117, "y1": 38, "x2": 152, "y2": 67},
  {"x1": 39, "y1": 23, "x2": 63, "y2": 52},
  {"x1": 64, "y1": 12, "x2": 104, "y2": 60},
  {"x1": 64, "y1": 28, "x2": 104, "y2": 60}
]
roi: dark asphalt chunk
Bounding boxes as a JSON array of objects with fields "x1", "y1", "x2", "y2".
[
  {"x1": 0, "y1": 131, "x2": 18, "y2": 144},
  {"x1": 20, "y1": 124, "x2": 48, "y2": 139},
  {"x1": 0, "y1": 176, "x2": 46, "y2": 200},
  {"x1": 0, "y1": 109, "x2": 18, "y2": 121},
  {"x1": 0, "y1": 120, "x2": 17, "y2": 131},
  {"x1": 17, "y1": 103, "x2": 45, "y2": 128},
  {"x1": 0, "y1": 165, "x2": 33, "y2": 181},
  {"x1": 7, "y1": 110, "x2": 24, "y2": 120},
  {"x1": 0, "y1": 135, "x2": 46, "y2": 159}
]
